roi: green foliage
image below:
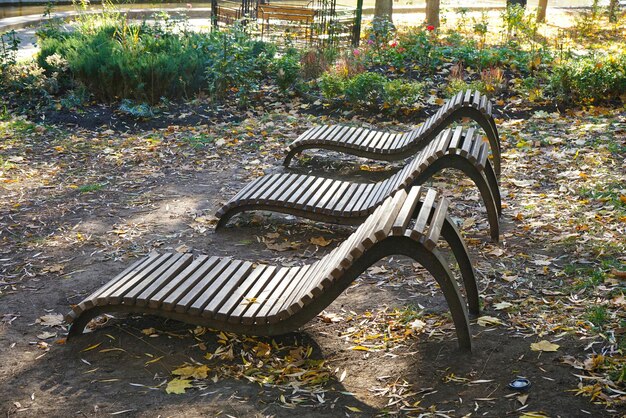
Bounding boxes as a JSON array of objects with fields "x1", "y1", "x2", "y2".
[
  {"x1": 36, "y1": 13, "x2": 276, "y2": 105},
  {"x1": 445, "y1": 78, "x2": 487, "y2": 97},
  {"x1": 382, "y1": 78, "x2": 424, "y2": 111},
  {"x1": 78, "y1": 183, "x2": 105, "y2": 193},
  {"x1": 320, "y1": 71, "x2": 423, "y2": 112},
  {"x1": 319, "y1": 72, "x2": 346, "y2": 99},
  {"x1": 204, "y1": 25, "x2": 275, "y2": 104},
  {"x1": 586, "y1": 305, "x2": 609, "y2": 328},
  {"x1": 273, "y1": 52, "x2": 300, "y2": 91},
  {"x1": 549, "y1": 53, "x2": 626, "y2": 104},
  {"x1": 344, "y1": 72, "x2": 387, "y2": 107},
  {"x1": 0, "y1": 30, "x2": 20, "y2": 72}
]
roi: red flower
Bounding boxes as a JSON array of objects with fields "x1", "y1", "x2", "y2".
[
  {"x1": 388, "y1": 40, "x2": 398, "y2": 48},
  {"x1": 427, "y1": 25, "x2": 435, "y2": 31}
]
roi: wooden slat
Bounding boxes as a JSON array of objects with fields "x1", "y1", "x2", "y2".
[
  {"x1": 239, "y1": 267, "x2": 291, "y2": 324},
  {"x1": 411, "y1": 189, "x2": 437, "y2": 237},
  {"x1": 391, "y1": 186, "x2": 424, "y2": 235},
  {"x1": 267, "y1": 174, "x2": 300, "y2": 202},
  {"x1": 256, "y1": 174, "x2": 295, "y2": 202},
  {"x1": 362, "y1": 131, "x2": 384, "y2": 150},
  {"x1": 343, "y1": 183, "x2": 375, "y2": 214},
  {"x1": 354, "y1": 129, "x2": 378, "y2": 147},
  {"x1": 302, "y1": 178, "x2": 336, "y2": 211},
  {"x1": 321, "y1": 181, "x2": 350, "y2": 214},
  {"x1": 269, "y1": 264, "x2": 314, "y2": 322},
  {"x1": 333, "y1": 183, "x2": 363, "y2": 213},
  {"x1": 434, "y1": 129, "x2": 454, "y2": 157},
  {"x1": 345, "y1": 127, "x2": 366, "y2": 145},
  {"x1": 246, "y1": 174, "x2": 282, "y2": 201},
  {"x1": 146, "y1": 255, "x2": 210, "y2": 308},
  {"x1": 295, "y1": 125, "x2": 322, "y2": 143},
  {"x1": 74, "y1": 253, "x2": 161, "y2": 312},
  {"x1": 227, "y1": 265, "x2": 278, "y2": 323},
  {"x1": 127, "y1": 254, "x2": 193, "y2": 305},
  {"x1": 424, "y1": 197, "x2": 449, "y2": 250},
  {"x1": 173, "y1": 258, "x2": 233, "y2": 314},
  {"x1": 285, "y1": 176, "x2": 318, "y2": 207},
  {"x1": 103, "y1": 253, "x2": 177, "y2": 305},
  {"x1": 311, "y1": 180, "x2": 343, "y2": 212},
  {"x1": 368, "y1": 132, "x2": 390, "y2": 152},
  {"x1": 160, "y1": 256, "x2": 221, "y2": 311},
  {"x1": 214, "y1": 264, "x2": 269, "y2": 321},
  {"x1": 272, "y1": 174, "x2": 306, "y2": 203},
  {"x1": 192, "y1": 261, "x2": 254, "y2": 317},
  {"x1": 448, "y1": 126, "x2": 464, "y2": 150},
  {"x1": 460, "y1": 128, "x2": 476, "y2": 157},
  {"x1": 253, "y1": 267, "x2": 302, "y2": 323},
  {"x1": 362, "y1": 191, "x2": 407, "y2": 248},
  {"x1": 463, "y1": 89, "x2": 473, "y2": 105},
  {"x1": 293, "y1": 177, "x2": 326, "y2": 209},
  {"x1": 236, "y1": 173, "x2": 275, "y2": 201}
]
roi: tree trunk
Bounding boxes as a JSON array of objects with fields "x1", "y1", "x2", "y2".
[
  {"x1": 537, "y1": 0, "x2": 548, "y2": 22},
  {"x1": 425, "y1": 0, "x2": 440, "y2": 28},
  {"x1": 374, "y1": 0, "x2": 393, "y2": 21},
  {"x1": 609, "y1": 0, "x2": 619, "y2": 22}
]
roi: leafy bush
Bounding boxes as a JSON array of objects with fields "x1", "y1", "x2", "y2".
[
  {"x1": 549, "y1": 53, "x2": 626, "y2": 104},
  {"x1": 1, "y1": 30, "x2": 20, "y2": 72},
  {"x1": 319, "y1": 72, "x2": 346, "y2": 99},
  {"x1": 273, "y1": 53, "x2": 301, "y2": 91},
  {"x1": 36, "y1": 13, "x2": 276, "y2": 104},
  {"x1": 319, "y1": 71, "x2": 424, "y2": 112},
  {"x1": 344, "y1": 72, "x2": 387, "y2": 107}
]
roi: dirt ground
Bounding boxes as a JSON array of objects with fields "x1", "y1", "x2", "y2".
[{"x1": 1, "y1": 100, "x2": 625, "y2": 417}]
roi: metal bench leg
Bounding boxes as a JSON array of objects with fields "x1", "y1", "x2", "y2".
[{"x1": 442, "y1": 217, "x2": 480, "y2": 316}]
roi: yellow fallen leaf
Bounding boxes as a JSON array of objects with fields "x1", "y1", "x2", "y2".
[
  {"x1": 165, "y1": 378, "x2": 192, "y2": 394},
  {"x1": 520, "y1": 413, "x2": 549, "y2": 418},
  {"x1": 145, "y1": 356, "x2": 164, "y2": 365},
  {"x1": 310, "y1": 236, "x2": 332, "y2": 247},
  {"x1": 349, "y1": 345, "x2": 370, "y2": 351},
  {"x1": 346, "y1": 406, "x2": 363, "y2": 412},
  {"x1": 81, "y1": 342, "x2": 102, "y2": 352},
  {"x1": 477, "y1": 316, "x2": 503, "y2": 326},
  {"x1": 172, "y1": 364, "x2": 210, "y2": 379},
  {"x1": 530, "y1": 340, "x2": 559, "y2": 352}
]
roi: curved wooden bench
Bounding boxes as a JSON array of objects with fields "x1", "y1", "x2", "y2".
[
  {"x1": 284, "y1": 90, "x2": 502, "y2": 177},
  {"x1": 218, "y1": 127, "x2": 501, "y2": 242},
  {"x1": 67, "y1": 187, "x2": 476, "y2": 351}
]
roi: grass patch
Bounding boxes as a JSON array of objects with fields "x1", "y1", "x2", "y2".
[{"x1": 78, "y1": 183, "x2": 105, "y2": 193}]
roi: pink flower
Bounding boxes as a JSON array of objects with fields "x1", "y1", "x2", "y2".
[
  {"x1": 388, "y1": 40, "x2": 398, "y2": 48},
  {"x1": 186, "y1": 3, "x2": 192, "y2": 8},
  {"x1": 427, "y1": 25, "x2": 435, "y2": 31},
  {"x1": 367, "y1": 39, "x2": 375, "y2": 45},
  {"x1": 353, "y1": 49, "x2": 361, "y2": 56}
]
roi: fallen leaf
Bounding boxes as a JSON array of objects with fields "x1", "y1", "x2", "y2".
[
  {"x1": 172, "y1": 365, "x2": 210, "y2": 379},
  {"x1": 409, "y1": 319, "x2": 426, "y2": 333},
  {"x1": 37, "y1": 313, "x2": 64, "y2": 327},
  {"x1": 346, "y1": 406, "x2": 363, "y2": 412},
  {"x1": 530, "y1": 340, "x2": 559, "y2": 352},
  {"x1": 494, "y1": 301, "x2": 513, "y2": 310},
  {"x1": 517, "y1": 394, "x2": 529, "y2": 405},
  {"x1": 310, "y1": 236, "x2": 332, "y2": 247},
  {"x1": 37, "y1": 331, "x2": 56, "y2": 340},
  {"x1": 165, "y1": 378, "x2": 192, "y2": 394},
  {"x1": 477, "y1": 316, "x2": 504, "y2": 326}
]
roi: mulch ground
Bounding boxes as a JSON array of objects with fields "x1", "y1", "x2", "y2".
[{"x1": 1, "y1": 97, "x2": 625, "y2": 417}]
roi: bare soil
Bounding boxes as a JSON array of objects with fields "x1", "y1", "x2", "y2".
[{"x1": 1, "y1": 102, "x2": 624, "y2": 417}]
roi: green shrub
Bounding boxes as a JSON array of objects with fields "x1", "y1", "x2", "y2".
[
  {"x1": 549, "y1": 53, "x2": 626, "y2": 104},
  {"x1": 319, "y1": 72, "x2": 346, "y2": 99},
  {"x1": 344, "y1": 72, "x2": 387, "y2": 108},
  {"x1": 273, "y1": 53, "x2": 301, "y2": 91},
  {"x1": 383, "y1": 79, "x2": 424, "y2": 111},
  {"x1": 1, "y1": 30, "x2": 20, "y2": 72}
]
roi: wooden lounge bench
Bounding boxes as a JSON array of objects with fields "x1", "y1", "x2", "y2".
[
  {"x1": 284, "y1": 90, "x2": 502, "y2": 177},
  {"x1": 217, "y1": 127, "x2": 502, "y2": 241},
  {"x1": 258, "y1": 4, "x2": 316, "y2": 42},
  {"x1": 67, "y1": 187, "x2": 477, "y2": 351}
]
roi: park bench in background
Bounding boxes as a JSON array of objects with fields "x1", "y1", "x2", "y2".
[
  {"x1": 284, "y1": 90, "x2": 501, "y2": 177},
  {"x1": 67, "y1": 187, "x2": 478, "y2": 352},
  {"x1": 217, "y1": 127, "x2": 502, "y2": 242},
  {"x1": 257, "y1": 4, "x2": 317, "y2": 43}
]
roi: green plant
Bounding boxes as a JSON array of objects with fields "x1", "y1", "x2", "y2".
[
  {"x1": 382, "y1": 79, "x2": 424, "y2": 111},
  {"x1": 586, "y1": 305, "x2": 609, "y2": 328},
  {"x1": 0, "y1": 30, "x2": 20, "y2": 72},
  {"x1": 444, "y1": 78, "x2": 486, "y2": 97},
  {"x1": 319, "y1": 72, "x2": 346, "y2": 99},
  {"x1": 118, "y1": 100, "x2": 154, "y2": 118},
  {"x1": 78, "y1": 183, "x2": 105, "y2": 193},
  {"x1": 273, "y1": 52, "x2": 300, "y2": 91},
  {"x1": 549, "y1": 53, "x2": 626, "y2": 104},
  {"x1": 344, "y1": 72, "x2": 386, "y2": 108}
]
